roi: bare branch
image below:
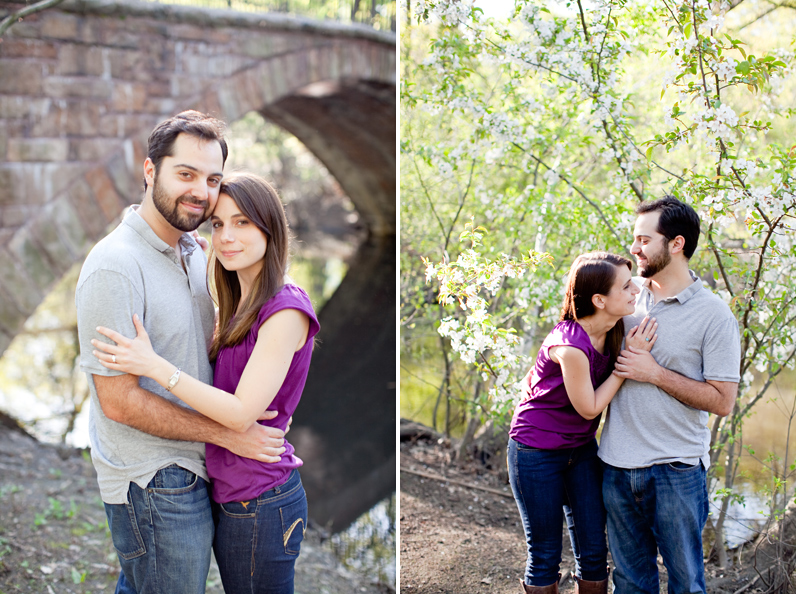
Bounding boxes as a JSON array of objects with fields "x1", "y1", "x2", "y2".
[
  {"x1": 738, "y1": 2, "x2": 792, "y2": 30},
  {"x1": 738, "y1": 345, "x2": 796, "y2": 420},
  {"x1": 739, "y1": 215, "x2": 784, "y2": 358},
  {"x1": 0, "y1": 0, "x2": 66, "y2": 37},
  {"x1": 601, "y1": 121, "x2": 644, "y2": 201},
  {"x1": 692, "y1": 0, "x2": 711, "y2": 98},
  {"x1": 511, "y1": 142, "x2": 630, "y2": 254},
  {"x1": 576, "y1": 0, "x2": 590, "y2": 43},
  {"x1": 706, "y1": 223, "x2": 735, "y2": 297}
]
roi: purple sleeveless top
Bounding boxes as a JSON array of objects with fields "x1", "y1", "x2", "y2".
[
  {"x1": 207, "y1": 284, "x2": 320, "y2": 503},
  {"x1": 509, "y1": 320, "x2": 611, "y2": 449}
]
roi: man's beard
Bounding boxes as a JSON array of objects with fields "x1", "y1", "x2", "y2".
[
  {"x1": 638, "y1": 239, "x2": 671, "y2": 278},
  {"x1": 152, "y1": 176, "x2": 209, "y2": 232}
]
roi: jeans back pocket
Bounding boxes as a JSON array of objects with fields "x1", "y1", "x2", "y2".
[{"x1": 280, "y1": 498, "x2": 307, "y2": 556}]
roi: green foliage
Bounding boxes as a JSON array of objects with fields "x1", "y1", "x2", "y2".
[
  {"x1": 71, "y1": 566, "x2": 88, "y2": 584},
  {"x1": 33, "y1": 496, "x2": 80, "y2": 529},
  {"x1": 0, "y1": 484, "x2": 21, "y2": 499}
]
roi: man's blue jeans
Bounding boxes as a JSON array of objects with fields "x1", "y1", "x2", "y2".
[
  {"x1": 602, "y1": 461, "x2": 708, "y2": 594},
  {"x1": 104, "y1": 464, "x2": 214, "y2": 594},
  {"x1": 507, "y1": 437, "x2": 608, "y2": 587},
  {"x1": 212, "y1": 469, "x2": 307, "y2": 594}
]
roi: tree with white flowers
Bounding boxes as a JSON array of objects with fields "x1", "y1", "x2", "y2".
[{"x1": 401, "y1": 0, "x2": 796, "y2": 575}]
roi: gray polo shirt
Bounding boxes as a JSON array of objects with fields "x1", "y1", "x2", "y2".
[
  {"x1": 76, "y1": 207, "x2": 215, "y2": 504},
  {"x1": 598, "y1": 272, "x2": 741, "y2": 470}
]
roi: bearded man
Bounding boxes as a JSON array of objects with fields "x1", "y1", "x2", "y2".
[{"x1": 598, "y1": 196, "x2": 741, "y2": 594}]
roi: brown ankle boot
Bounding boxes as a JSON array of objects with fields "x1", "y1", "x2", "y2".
[
  {"x1": 519, "y1": 578, "x2": 560, "y2": 593},
  {"x1": 574, "y1": 575, "x2": 609, "y2": 594}
]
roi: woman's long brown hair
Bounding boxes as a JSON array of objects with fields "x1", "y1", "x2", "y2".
[
  {"x1": 559, "y1": 252, "x2": 632, "y2": 368},
  {"x1": 208, "y1": 172, "x2": 289, "y2": 362}
]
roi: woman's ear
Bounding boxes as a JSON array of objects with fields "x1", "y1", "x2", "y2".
[{"x1": 592, "y1": 294, "x2": 606, "y2": 310}]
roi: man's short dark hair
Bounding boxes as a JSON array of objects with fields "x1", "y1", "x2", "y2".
[
  {"x1": 144, "y1": 110, "x2": 228, "y2": 189},
  {"x1": 636, "y1": 195, "x2": 701, "y2": 259}
]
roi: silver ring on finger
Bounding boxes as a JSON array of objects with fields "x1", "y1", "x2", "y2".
[
  {"x1": 112, "y1": 354, "x2": 117, "y2": 364},
  {"x1": 645, "y1": 337, "x2": 650, "y2": 342}
]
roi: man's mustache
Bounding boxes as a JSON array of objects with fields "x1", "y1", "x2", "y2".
[{"x1": 179, "y1": 196, "x2": 208, "y2": 208}]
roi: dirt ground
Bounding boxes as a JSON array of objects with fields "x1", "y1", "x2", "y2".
[
  {"x1": 399, "y1": 436, "x2": 772, "y2": 594},
  {"x1": 400, "y1": 439, "x2": 578, "y2": 594},
  {"x1": 0, "y1": 418, "x2": 389, "y2": 594}
]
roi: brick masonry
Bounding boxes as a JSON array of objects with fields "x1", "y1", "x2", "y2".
[{"x1": 0, "y1": 0, "x2": 396, "y2": 354}]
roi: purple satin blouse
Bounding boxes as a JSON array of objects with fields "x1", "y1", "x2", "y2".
[
  {"x1": 206, "y1": 284, "x2": 320, "y2": 503},
  {"x1": 509, "y1": 320, "x2": 611, "y2": 449}
]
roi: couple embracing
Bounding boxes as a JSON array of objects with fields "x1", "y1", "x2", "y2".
[
  {"x1": 509, "y1": 198, "x2": 742, "y2": 594},
  {"x1": 76, "y1": 111, "x2": 318, "y2": 594}
]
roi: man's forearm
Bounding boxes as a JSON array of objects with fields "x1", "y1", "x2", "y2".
[
  {"x1": 651, "y1": 367, "x2": 732, "y2": 416},
  {"x1": 94, "y1": 374, "x2": 285, "y2": 462},
  {"x1": 115, "y1": 382, "x2": 234, "y2": 447},
  {"x1": 616, "y1": 348, "x2": 737, "y2": 416}
]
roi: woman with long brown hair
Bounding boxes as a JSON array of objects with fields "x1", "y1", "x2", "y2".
[
  {"x1": 92, "y1": 172, "x2": 319, "y2": 594},
  {"x1": 508, "y1": 252, "x2": 657, "y2": 594}
]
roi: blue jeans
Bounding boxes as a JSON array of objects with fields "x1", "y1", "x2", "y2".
[
  {"x1": 104, "y1": 464, "x2": 214, "y2": 594},
  {"x1": 212, "y1": 469, "x2": 307, "y2": 594},
  {"x1": 602, "y1": 461, "x2": 709, "y2": 594},
  {"x1": 507, "y1": 438, "x2": 608, "y2": 587}
]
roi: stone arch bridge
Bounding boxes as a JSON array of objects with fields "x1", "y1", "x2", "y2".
[{"x1": 0, "y1": 0, "x2": 395, "y2": 531}]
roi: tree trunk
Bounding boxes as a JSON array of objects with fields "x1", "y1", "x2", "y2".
[
  {"x1": 456, "y1": 410, "x2": 480, "y2": 464},
  {"x1": 432, "y1": 324, "x2": 452, "y2": 434},
  {"x1": 350, "y1": 0, "x2": 361, "y2": 20}
]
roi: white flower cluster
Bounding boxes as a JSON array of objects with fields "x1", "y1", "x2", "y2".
[
  {"x1": 700, "y1": 193, "x2": 736, "y2": 227},
  {"x1": 714, "y1": 57, "x2": 737, "y2": 81},
  {"x1": 702, "y1": 11, "x2": 725, "y2": 34},
  {"x1": 699, "y1": 174, "x2": 796, "y2": 227},
  {"x1": 437, "y1": 313, "x2": 521, "y2": 374},
  {"x1": 694, "y1": 103, "x2": 738, "y2": 141},
  {"x1": 413, "y1": 0, "x2": 474, "y2": 26},
  {"x1": 426, "y1": 235, "x2": 547, "y2": 407}
]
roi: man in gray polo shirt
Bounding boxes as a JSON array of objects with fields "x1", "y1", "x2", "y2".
[
  {"x1": 599, "y1": 196, "x2": 741, "y2": 594},
  {"x1": 76, "y1": 111, "x2": 286, "y2": 594}
]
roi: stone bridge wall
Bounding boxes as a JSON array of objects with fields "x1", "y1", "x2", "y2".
[{"x1": 0, "y1": 0, "x2": 395, "y2": 354}]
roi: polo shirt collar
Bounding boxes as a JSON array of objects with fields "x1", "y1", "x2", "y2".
[
  {"x1": 640, "y1": 270, "x2": 703, "y2": 305},
  {"x1": 123, "y1": 205, "x2": 199, "y2": 257}
]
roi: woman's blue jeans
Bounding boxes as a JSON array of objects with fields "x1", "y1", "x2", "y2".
[
  {"x1": 104, "y1": 464, "x2": 214, "y2": 594},
  {"x1": 212, "y1": 469, "x2": 308, "y2": 594},
  {"x1": 507, "y1": 437, "x2": 608, "y2": 587}
]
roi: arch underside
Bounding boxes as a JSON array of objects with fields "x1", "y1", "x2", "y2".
[
  {"x1": 262, "y1": 78, "x2": 396, "y2": 238},
  {"x1": 261, "y1": 80, "x2": 396, "y2": 529}
]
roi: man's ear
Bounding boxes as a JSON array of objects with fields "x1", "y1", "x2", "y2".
[
  {"x1": 143, "y1": 158, "x2": 155, "y2": 189},
  {"x1": 670, "y1": 235, "x2": 686, "y2": 255}
]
